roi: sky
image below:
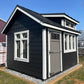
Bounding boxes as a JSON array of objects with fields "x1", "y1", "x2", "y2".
[{"x1": 0, "y1": 0, "x2": 84, "y2": 30}]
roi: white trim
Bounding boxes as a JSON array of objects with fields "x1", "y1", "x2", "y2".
[
  {"x1": 64, "y1": 33, "x2": 76, "y2": 53},
  {"x1": 1, "y1": 7, "x2": 42, "y2": 34},
  {"x1": 60, "y1": 32, "x2": 63, "y2": 71},
  {"x1": 2, "y1": 8, "x2": 17, "y2": 33},
  {"x1": 42, "y1": 14, "x2": 79, "y2": 24},
  {"x1": 61, "y1": 19, "x2": 65, "y2": 26},
  {"x1": 77, "y1": 37, "x2": 79, "y2": 63},
  {"x1": 1, "y1": 7, "x2": 80, "y2": 35},
  {"x1": 71, "y1": 35, "x2": 73, "y2": 49},
  {"x1": 5, "y1": 35, "x2": 7, "y2": 67},
  {"x1": 14, "y1": 30, "x2": 29, "y2": 63},
  {"x1": 42, "y1": 23, "x2": 80, "y2": 35},
  {"x1": 61, "y1": 19, "x2": 76, "y2": 30},
  {"x1": 48, "y1": 30, "x2": 51, "y2": 77},
  {"x1": 42, "y1": 29, "x2": 47, "y2": 80}
]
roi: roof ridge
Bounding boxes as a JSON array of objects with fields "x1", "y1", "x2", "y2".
[
  {"x1": 2, "y1": 5, "x2": 80, "y2": 35},
  {"x1": 41, "y1": 13, "x2": 79, "y2": 23},
  {"x1": 17, "y1": 5, "x2": 61, "y2": 27}
]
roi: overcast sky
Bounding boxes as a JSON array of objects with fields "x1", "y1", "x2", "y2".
[{"x1": 0, "y1": 0, "x2": 84, "y2": 30}]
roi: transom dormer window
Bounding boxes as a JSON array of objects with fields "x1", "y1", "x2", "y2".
[
  {"x1": 66, "y1": 20, "x2": 75, "y2": 28},
  {"x1": 71, "y1": 23, "x2": 74, "y2": 28},
  {"x1": 61, "y1": 19, "x2": 76, "y2": 29},
  {"x1": 66, "y1": 21, "x2": 70, "y2": 26}
]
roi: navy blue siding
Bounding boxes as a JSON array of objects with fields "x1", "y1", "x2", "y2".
[
  {"x1": 7, "y1": 12, "x2": 44, "y2": 79},
  {"x1": 62, "y1": 52, "x2": 77, "y2": 70}
]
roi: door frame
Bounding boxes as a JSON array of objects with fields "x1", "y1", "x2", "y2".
[{"x1": 48, "y1": 29, "x2": 63, "y2": 77}]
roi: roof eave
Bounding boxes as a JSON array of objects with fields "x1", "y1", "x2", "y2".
[
  {"x1": 2, "y1": 5, "x2": 80, "y2": 35},
  {"x1": 42, "y1": 14, "x2": 79, "y2": 24}
]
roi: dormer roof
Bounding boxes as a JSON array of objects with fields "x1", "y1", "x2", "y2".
[{"x1": 41, "y1": 13, "x2": 79, "y2": 24}]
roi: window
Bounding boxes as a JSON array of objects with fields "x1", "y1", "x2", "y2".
[
  {"x1": 2, "y1": 43, "x2": 6, "y2": 47},
  {"x1": 73, "y1": 36, "x2": 75, "y2": 49},
  {"x1": 0, "y1": 43, "x2": 6, "y2": 52},
  {"x1": 69, "y1": 35, "x2": 71, "y2": 49},
  {"x1": 66, "y1": 21, "x2": 70, "y2": 26},
  {"x1": 65, "y1": 34, "x2": 68, "y2": 50},
  {"x1": 51, "y1": 33, "x2": 60, "y2": 40},
  {"x1": 14, "y1": 30, "x2": 29, "y2": 62},
  {"x1": 64, "y1": 33, "x2": 76, "y2": 53},
  {"x1": 61, "y1": 19, "x2": 76, "y2": 29},
  {"x1": 66, "y1": 20, "x2": 75, "y2": 28},
  {"x1": 16, "y1": 41, "x2": 20, "y2": 58},
  {"x1": 71, "y1": 23, "x2": 74, "y2": 28}
]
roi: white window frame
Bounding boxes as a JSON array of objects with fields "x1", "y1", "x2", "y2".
[
  {"x1": 61, "y1": 19, "x2": 76, "y2": 30},
  {"x1": 14, "y1": 30, "x2": 29, "y2": 62},
  {"x1": 64, "y1": 33, "x2": 76, "y2": 53}
]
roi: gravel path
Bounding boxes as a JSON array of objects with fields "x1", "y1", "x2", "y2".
[{"x1": 5, "y1": 64, "x2": 80, "y2": 84}]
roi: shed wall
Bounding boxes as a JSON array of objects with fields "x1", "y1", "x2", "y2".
[
  {"x1": 62, "y1": 32, "x2": 77, "y2": 70},
  {"x1": 7, "y1": 12, "x2": 43, "y2": 79}
]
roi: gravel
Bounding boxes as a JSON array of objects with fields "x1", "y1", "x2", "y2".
[{"x1": 5, "y1": 64, "x2": 79, "y2": 84}]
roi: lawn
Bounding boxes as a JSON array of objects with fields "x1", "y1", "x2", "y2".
[
  {"x1": 0, "y1": 57, "x2": 84, "y2": 84},
  {"x1": 55, "y1": 56, "x2": 84, "y2": 84},
  {"x1": 0, "y1": 70, "x2": 34, "y2": 84}
]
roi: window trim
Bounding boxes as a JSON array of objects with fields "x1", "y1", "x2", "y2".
[
  {"x1": 61, "y1": 19, "x2": 76, "y2": 30},
  {"x1": 64, "y1": 33, "x2": 76, "y2": 53},
  {"x1": 14, "y1": 30, "x2": 29, "y2": 62}
]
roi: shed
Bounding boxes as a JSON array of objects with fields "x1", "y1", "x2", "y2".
[{"x1": 2, "y1": 5, "x2": 80, "y2": 80}]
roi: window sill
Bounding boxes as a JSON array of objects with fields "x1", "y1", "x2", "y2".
[
  {"x1": 64, "y1": 49, "x2": 76, "y2": 53},
  {"x1": 14, "y1": 58, "x2": 29, "y2": 63}
]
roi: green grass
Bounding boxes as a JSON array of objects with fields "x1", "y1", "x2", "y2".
[
  {"x1": 55, "y1": 56, "x2": 84, "y2": 84},
  {"x1": 0, "y1": 57, "x2": 84, "y2": 84},
  {"x1": 0, "y1": 71, "x2": 30, "y2": 84}
]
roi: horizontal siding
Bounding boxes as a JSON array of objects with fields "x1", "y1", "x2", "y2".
[
  {"x1": 62, "y1": 52, "x2": 77, "y2": 70},
  {"x1": 7, "y1": 12, "x2": 44, "y2": 79}
]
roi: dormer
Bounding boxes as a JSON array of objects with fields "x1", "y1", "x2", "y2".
[
  {"x1": 42, "y1": 13, "x2": 79, "y2": 30},
  {"x1": 61, "y1": 19, "x2": 77, "y2": 30}
]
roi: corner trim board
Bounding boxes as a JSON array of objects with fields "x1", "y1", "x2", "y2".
[
  {"x1": 48, "y1": 30, "x2": 51, "y2": 77},
  {"x1": 60, "y1": 32, "x2": 63, "y2": 71},
  {"x1": 42, "y1": 29, "x2": 47, "y2": 80}
]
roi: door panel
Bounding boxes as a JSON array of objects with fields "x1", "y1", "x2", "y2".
[
  {"x1": 50, "y1": 41, "x2": 60, "y2": 52},
  {"x1": 50, "y1": 32, "x2": 61, "y2": 76}
]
